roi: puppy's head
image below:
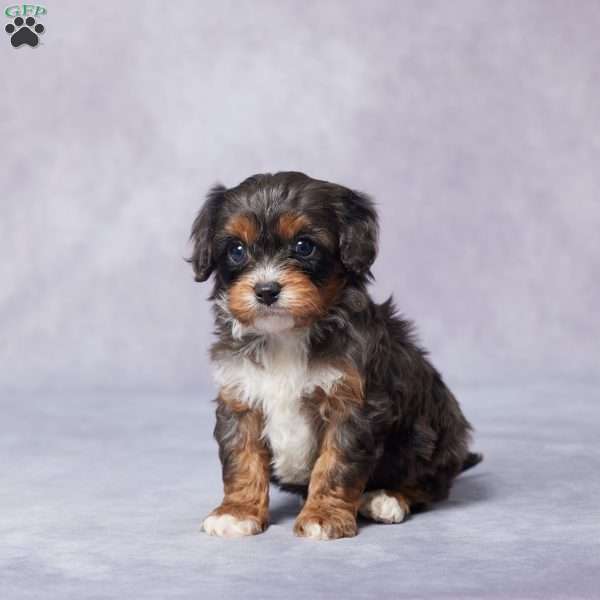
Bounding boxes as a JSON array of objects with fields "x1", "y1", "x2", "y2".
[{"x1": 188, "y1": 172, "x2": 378, "y2": 333}]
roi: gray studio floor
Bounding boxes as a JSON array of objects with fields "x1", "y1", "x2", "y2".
[{"x1": 2, "y1": 383, "x2": 599, "y2": 599}]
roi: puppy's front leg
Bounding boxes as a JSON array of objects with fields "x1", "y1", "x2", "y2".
[
  {"x1": 294, "y1": 382, "x2": 375, "y2": 540},
  {"x1": 294, "y1": 425, "x2": 373, "y2": 540},
  {"x1": 202, "y1": 391, "x2": 270, "y2": 538}
]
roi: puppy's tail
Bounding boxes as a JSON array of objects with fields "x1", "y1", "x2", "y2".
[{"x1": 461, "y1": 452, "x2": 483, "y2": 473}]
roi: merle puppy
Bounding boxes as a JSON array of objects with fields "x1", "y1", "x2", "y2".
[{"x1": 189, "y1": 171, "x2": 481, "y2": 540}]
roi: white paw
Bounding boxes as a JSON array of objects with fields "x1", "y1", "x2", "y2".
[
  {"x1": 358, "y1": 490, "x2": 407, "y2": 524},
  {"x1": 301, "y1": 521, "x2": 331, "y2": 540},
  {"x1": 201, "y1": 513, "x2": 261, "y2": 538}
]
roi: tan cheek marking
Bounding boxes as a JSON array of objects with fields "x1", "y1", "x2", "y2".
[
  {"x1": 225, "y1": 214, "x2": 259, "y2": 245},
  {"x1": 228, "y1": 274, "x2": 256, "y2": 324},
  {"x1": 279, "y1": 269, "x2": 322, "y2": 319},
  {"x1": 276, "y1": 212, "x2": 310, "y2": 239},
  {"x1": 279, "y1": 269, "x2": 345, "y2": 325}
]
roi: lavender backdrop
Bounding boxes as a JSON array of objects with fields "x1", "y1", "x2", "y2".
[
  {"x1": 2, "y1": 0, "x2": 599, "y2": 393},
  {"x1": 2, "y1": 3, "x2": 600, "y2": 599}
]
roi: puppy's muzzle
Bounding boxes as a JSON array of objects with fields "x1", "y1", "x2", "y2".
[{"x1": 254, "y1": 281, "x2": 281, "y2": 306}]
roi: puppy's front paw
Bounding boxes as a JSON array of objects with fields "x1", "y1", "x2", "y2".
[
  {"x1": 202, "y1": 502, "x2": 268, "y2": 538},
  {"x1": 294, "y1": 507, "x2": 357, "y2": 540},
  {"x1": 202, "y1": 513, "x2": 262, "y2": 538}
]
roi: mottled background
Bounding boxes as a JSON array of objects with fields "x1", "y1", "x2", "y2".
[
  {"x1": 2, "y1": 0, "x2": 599, "y2": 394},
  {"x1": 2, "y1": 3, "x2": 600, "y2": 599}
]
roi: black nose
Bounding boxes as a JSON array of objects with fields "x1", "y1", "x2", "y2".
[{"x1": 255, "y1": 281, "x2": 281, "y2": 306}]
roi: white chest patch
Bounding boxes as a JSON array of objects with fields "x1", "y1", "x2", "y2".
[{"x1": 213, "y1": 331, "x2": 342, "y2": 485}]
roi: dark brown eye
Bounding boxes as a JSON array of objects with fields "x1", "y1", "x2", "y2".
[
  {"x1": 293, "y1": 238, "x2": 315, "y2": 257},
  {"x1": 227, "y1": 241, "x2": 247, "y2": 264}
]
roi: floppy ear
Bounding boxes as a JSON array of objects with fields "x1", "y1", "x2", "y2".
[
  {"x1": 188, "y1": 184, "x2": 227, "y2": 282},
  {"x1": 337, "y1": 189, "x2": 379, "y2": 275}
]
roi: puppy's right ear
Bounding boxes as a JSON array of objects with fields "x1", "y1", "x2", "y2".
[{"x1": 188, "y1": 184, "x2": 227, "y2": 282}]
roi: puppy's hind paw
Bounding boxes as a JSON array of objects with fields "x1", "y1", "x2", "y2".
[{"x1": 358, "y1": 490, "x2": 409, "y2": 524}]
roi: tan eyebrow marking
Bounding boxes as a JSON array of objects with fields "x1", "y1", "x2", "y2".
[
  {"x1": 225, "y1": 213, "x2": 259, "y2": 245},
  {"x1": 276, "y1": 212, "x2": 311, "y2": 240}
]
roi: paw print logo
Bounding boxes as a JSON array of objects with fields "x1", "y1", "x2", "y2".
[{"x1": 5, "y1": 16, "x2": 45, "y2": 48}]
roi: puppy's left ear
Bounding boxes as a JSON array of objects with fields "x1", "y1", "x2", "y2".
[
  {"x1": 188, "y1": 184, "x2": 227, "y2": 282},
  {"x1": 337, "y1": 189, "x2": 379, "y2": 275}
]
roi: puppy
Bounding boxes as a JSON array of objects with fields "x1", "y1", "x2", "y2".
[{"x1": 189, "y1": 171, "x2": 481, "y2": 540}]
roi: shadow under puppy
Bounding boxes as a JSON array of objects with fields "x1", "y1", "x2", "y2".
[{"x1": 189, "y1": 171, "x2": 482, "y2": 540}]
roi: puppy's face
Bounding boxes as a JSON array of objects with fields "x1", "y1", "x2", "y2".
[
  {"x1": 189, "y1": 172, "x2": 378, "y2": 333},
  {"x1": 215, "y1": 208, "x2": 343, "y2": 332}
]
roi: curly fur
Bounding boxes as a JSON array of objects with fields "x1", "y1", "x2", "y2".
[{"x1": 189, "y1": 171, "x2": 482, "y2": 540}]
